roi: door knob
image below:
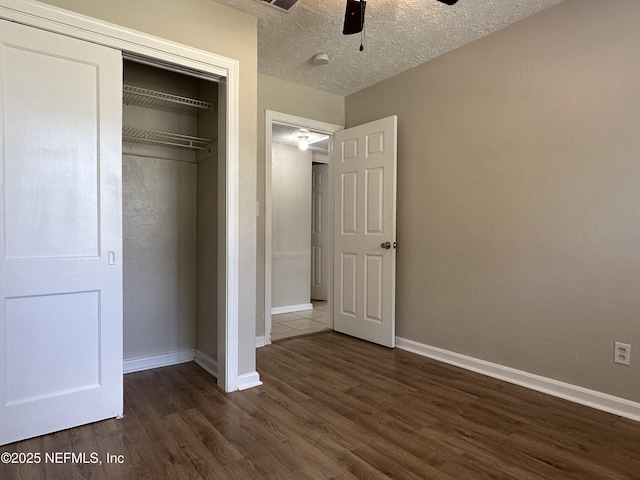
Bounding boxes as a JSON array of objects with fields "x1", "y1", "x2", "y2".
[{"x1": 381, "y1": 241, "x2": 391, "y2": 249}]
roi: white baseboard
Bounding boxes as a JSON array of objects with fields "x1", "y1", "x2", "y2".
[
  {"x1": 396, "y1": 337, "x2": 640, "y2": 423},
  {"x1": 194, "y1": 349, "x2": 218, "y2": 378},
  {"x1": 271, "y1": 303, "x2": 313, "y2": 315},
  {"x1": 123, "y1": 349, "x2": 195, "y2": 374},
  {"x1": 237, "y1": 371, "x2": 262, "y2": 391},
  {"x1": 256, "y1": 335, "x2": 269, "y2": 348}
]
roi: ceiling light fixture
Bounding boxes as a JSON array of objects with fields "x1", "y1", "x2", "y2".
[{"x1": 298, "y1": 135, "x2": 309, "y2": 150}]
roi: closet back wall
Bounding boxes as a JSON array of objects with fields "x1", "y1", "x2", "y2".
[
  {"x1": 123, "y1": 62, "x2": 198, "y2": 361},
  {"x1": 123, "y1": 159, "x2": 197, "y2": 359}
]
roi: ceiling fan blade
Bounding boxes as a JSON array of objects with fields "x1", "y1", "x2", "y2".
[
  {"x1": 343, "y1": 0, "x2": 366, "y2": 35},
  {"x1": 436, "y1": 0, "x2": 459, "y2": 4}
]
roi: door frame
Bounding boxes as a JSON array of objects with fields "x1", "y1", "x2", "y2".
[
  {"x1": 0, "y1": 0, "x2": 241, "y2": 392},
  {"x1": 263, "y1": 110, "x2": 343, "y2": 345}
]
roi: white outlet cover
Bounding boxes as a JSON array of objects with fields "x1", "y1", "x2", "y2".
[{"x1": 614, "y1": 342, "x2": 631, "y2": 366}]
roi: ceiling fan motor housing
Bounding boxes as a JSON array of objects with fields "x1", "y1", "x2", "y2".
[{"x1": 343, "y1": 0, "x2": 366, "y2": 35}]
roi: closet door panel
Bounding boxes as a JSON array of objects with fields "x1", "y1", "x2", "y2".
[
  {"x1": 0, "y1": 20, "x2": 123, "y2": 446},
  {"x1": 4, "y1": 46, "x2": 100, "y2": 259}
]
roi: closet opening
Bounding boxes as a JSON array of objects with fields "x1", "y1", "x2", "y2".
[{"x1": 122, "y1": 59, "x2": 220, "y2": 378}]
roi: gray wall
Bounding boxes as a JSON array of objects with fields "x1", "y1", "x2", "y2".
[
  {"x1": 271, "y1": 144, "x2": 312, "y2": 310},
  {"x1": 123, "y1": 156, "x2": 197, "y2": 360},
  {"x1": 346, "y1": 0, "x2": 640, "y2": 402},
  {"x1": 195, "y1": 81, "x2": 220, "y2": 362},
  {"x1": 196, "y1": 150, "x2": 219, "y2": 360}
]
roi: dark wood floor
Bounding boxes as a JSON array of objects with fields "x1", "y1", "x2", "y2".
[{"x1": 2, "y1": 332, "x2": 640, "y2": 479}]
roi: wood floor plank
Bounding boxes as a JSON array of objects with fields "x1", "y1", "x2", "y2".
[
  {"x1": 227, "y1": 390, "x2": 366, "y2": 480},
  {"x1": 163, "y1": 411, "x2": 229, "y2": 479},
  {"x1": 3, "y1": 332, "x2": 640, "y2": 480},
  {"x1": 42, "y1": 430, "x2": 84, "y2": 480},
  {"x1": 236, "y1": 386, "x2": 384, "y2": 480},
  {"x1": 258, "y1": 368, "x2": 460, "y2": 480},
  {"x1": 179, "y1": 407, "x2": 244, "y2": 465},
  {"x1": 67, "y1": 424, "x2": 110, "y2": 480},
  {"x1": 0, "y1": 437, "x2": 46, "y2": 480}
]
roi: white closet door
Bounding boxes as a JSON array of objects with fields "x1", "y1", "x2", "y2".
[{"x1": 0, "y1": 20, "x2": 123, "y2": 445}]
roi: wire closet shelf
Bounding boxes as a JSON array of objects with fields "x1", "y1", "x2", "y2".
[
  {"x1": 123, "y1": 127, "x2": 211, "y2": 150},
  {"x1": 123, "y1": 84, "x2": 212, "y2": 114},
  {"x1": 122, "y1": 84, "x2": 213, "y2": 150}
]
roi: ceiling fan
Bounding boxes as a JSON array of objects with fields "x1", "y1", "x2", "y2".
[{"x1": 343, "y1": 0, "x2": 460, "y2": 51}]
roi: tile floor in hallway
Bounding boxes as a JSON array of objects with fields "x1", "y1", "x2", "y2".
[{"x1": 271, "y1": 300, "x2": 330, "y2": 341}]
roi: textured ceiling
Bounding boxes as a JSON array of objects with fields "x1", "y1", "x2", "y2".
[{"x1": 211, "y1": 0, "x2": 565, "y2": 96}]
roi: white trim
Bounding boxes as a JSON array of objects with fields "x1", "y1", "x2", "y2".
[
  {"x1": 237, "y1": 371, "x2": 263, "y2": 391},
  {"x1": 256, "y1": 336, "x2": 267, "y2": 348},
  {"x1": 222, "y1": 67, "x2": 240, "y2": 394},
  {"x1": 123, "y1": 350, "x2": 195, "y2": 374},
  {"x1": 396, "y1": 337, "x2": 640, "y2": 423},
  {"x1": 0, "y1": 0, "x2": 230, "y2": 77},
  {"x1": 264, "y1": 111, "x2": 343, "y2": 346},
  {"x1": 271, "y1": 303, "x2": 313, "y2": 315},
  {"x1": 194, "y1": 350, "x2": 218, "y2": 378},
  {"x1": 0, "y1": 0, "x2": 240, "y2": 393}
]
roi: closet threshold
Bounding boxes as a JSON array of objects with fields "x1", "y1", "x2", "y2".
[
  {"x1": 123, "y1": 127, "x2": 212, "y2": 150},
  {"x1": 123, "y1": 84, "x2": 212, "y2": 114}
]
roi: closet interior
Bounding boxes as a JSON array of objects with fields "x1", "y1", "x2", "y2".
[{"x1": 121, "y1": 60, "x2": 219, "y2": 373}]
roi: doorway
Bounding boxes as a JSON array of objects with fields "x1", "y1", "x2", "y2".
[
  {"x1": 263, "y1": 111, "x2": 343, "y2": 344},
  {"x1": 270, "y1": 124, "x2": 329, "y2": 341}
]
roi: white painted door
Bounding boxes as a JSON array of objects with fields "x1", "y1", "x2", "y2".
[
  {"x1": 0, "y1": 21, "x2": 123, "y2": 445},
  {"x1": 333, "y1": 116, "x2": 397, "y2": 347},
  {"x1": 311, "y1": 163, "x2": 329, "y2": 301}
]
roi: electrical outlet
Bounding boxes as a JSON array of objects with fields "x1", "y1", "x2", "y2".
[{"x1": 614, "y1": 342, "x2": 631, "y2": 365}]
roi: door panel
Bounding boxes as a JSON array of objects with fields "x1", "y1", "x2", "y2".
[
  {"x1": 341, "y1": 171, "x2": 358, "y2": 234},
  {"x1": 4, "y1": 47, "x2": 100, "y2": 259},
  {"x1": 333, "y1": 116, "x2": 397, "y2": 347},
  {"x1": 311, "y1": 164, "x2": 329, "y2": 301},
  {"x1": 364, "y1": 254, "x2": 383, "y2": 323},
  {"x1": 6, "y1": 292, "x2": 100, "y2": 405},
  {"x1": 340, "y1": 253, "x2": 358, "y2": 316},
  {"x1": 365, "y1": 167, "x2": 384, "y2": 234},
  {"x1": 0, "y1": 20, "x2": 123, "y2": 445}
]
